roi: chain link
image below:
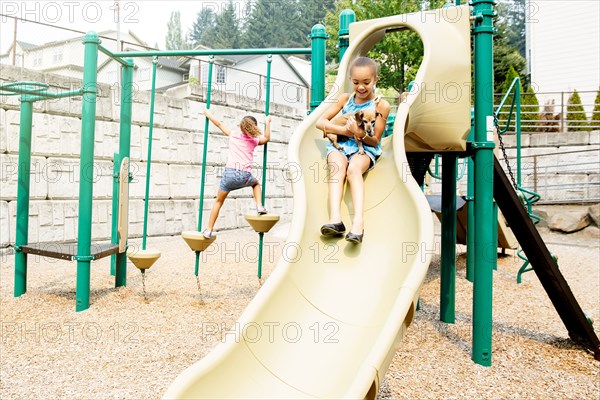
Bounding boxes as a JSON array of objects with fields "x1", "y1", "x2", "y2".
[{"x1": 494, "y1": 114, "x2": 519, "y2": 192}]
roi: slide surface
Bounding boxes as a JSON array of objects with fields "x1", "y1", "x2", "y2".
[{"x1": 164, "y1": 6, "x2": 471, "y2": 399}]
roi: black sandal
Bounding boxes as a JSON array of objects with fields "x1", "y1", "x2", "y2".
[
  {"x1": 320, "y1": 222, "x2": 346, "y2": 236},
  {"x1": 345, "y1": 231, "x2": 364, "y2": 244}
]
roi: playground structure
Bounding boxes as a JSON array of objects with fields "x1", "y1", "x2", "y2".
[{"x1": 3, "y1": 1, "x2": 599, "y2": 399}]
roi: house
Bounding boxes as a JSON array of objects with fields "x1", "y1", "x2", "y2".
[
  {"x1": 526, "y1": 1, "x2": 600, "y2": 115},
  {"x1": 175, "y1": 47, "x2": 311, "y2": 113},
  {"x1": 1, "y1": 32, "x2": 312, "y2": 111},
  {"x1": 0, "y1": 30, "x2": 187, "y2": 91}
]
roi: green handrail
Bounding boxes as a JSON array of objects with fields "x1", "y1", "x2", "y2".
[{"x1": 427, "y1": 155, "x2": 468, "y2": 180}]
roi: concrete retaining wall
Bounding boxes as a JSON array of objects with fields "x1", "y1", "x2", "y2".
[{"x1": 0, "y1": 65, "x2": 301, "y2": 248}]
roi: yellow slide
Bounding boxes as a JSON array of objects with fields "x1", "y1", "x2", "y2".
[{"x1": 164, "y1": 5, "x2": 471, "y2": 399}]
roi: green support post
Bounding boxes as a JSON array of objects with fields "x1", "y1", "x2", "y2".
[
  {"x1": 472, "y1": 0, "x2": 497, "y2": 366},
  {"x1": 13, "y1": 100, "x2": 34, "y2": 297},
  {"x1": 114, "y1": 59, "x2": 134, "y2": 288},
  {"x1": 75, "y1": 32, "x2": 100, "y2": 312},
  {"x1": 195, "y1": 56, "x2": 214, "y2": 276},
  {"x1": 338, "y1": 10, "x2": 355, "y2": 62},
  {"x1": 440, "y1": 153, "x2": 457, "y2": 323},
  {"x1": 110, "y1": 152, "x2": 120, "y2": 276},
  {"x1": 309, "y1": 24, "x2": 327, "y2": 112},
  {"x1": 142, "y1": 57, "x2": 158, "y2": 251},
  {"x1": 257, "y1": 55, "x2": 273, "y2": 280},
  {"x1": 466, "y1": 110, "x2": 475, "y2": 282}
]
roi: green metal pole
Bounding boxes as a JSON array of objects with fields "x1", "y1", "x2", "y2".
[
  {"x1": 142, "y1": 57, "x2": 159, "y2": 250},
  {"x1": 492, "y1": 200, "x2": 498, "y2": 270},
  {"x1": 195, "y1": 56, "x2": 214, "y2": 276},
  {"x1": 257, "y1": 55, "x2": 273, "y2": 280},
  {"x1": 13, "y1": 100, "x2": 33, "y2": 297},
  {"x1": 440, "y1": 153, "x2": 457, "y2": 323},
  {"x1": 516, "y1": 84, "x2": 522, "y2": 186},
  {"x1": 75, "y1": 32, "x2": 100, "y2": 312},
  {"x1": 309, "y1": 24, "x2": 327, "y2": 112},
  {"x1": 114, "y1": 59, "x2": 134, "y2": 288},
  {"x1": 472, "y1": 0, "x2": 496, "y2": 366},
  {"x1": 110, "y1": 151, "x2": 120, "y2": 276},
  {"x1": 112, "y1": 48, "x2": 311, "y2": 59},
  {"x1": 466, "y1": 110, "x2": 475, "y2": 282},
  {"x1": 338, "y1": 9, "x2": 355, "y2": 62}
]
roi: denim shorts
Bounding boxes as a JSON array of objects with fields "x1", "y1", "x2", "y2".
[
  {"x1": 326, "y1": 139, "x2": 380, "y2": 172},
  {"x1": 219, "y1": 167, "x2": 258, "y2": 192}
]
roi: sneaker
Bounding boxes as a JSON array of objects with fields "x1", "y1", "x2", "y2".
[
  {"x1": 202, "y1": 229, "x2": 213, "y2": 239},
  {"x1": 257, "y1": 205, "x2": 267, "y2": 215}
]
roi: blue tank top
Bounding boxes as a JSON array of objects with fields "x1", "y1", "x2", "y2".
[{"x1": 331, "y1": 94, "x2": 382, "y2": 159}]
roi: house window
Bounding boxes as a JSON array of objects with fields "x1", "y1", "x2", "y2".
[
  {"x1": 216, "y1": 65, "x2": 226, "y2": 84},
  {"x1": 52, "y1": 46, "x2": 63, "y2": 63},
  {"x1": 33, "y1": 51, "x2": 43, "y2": 67},
  {"x1": 138, "y1": 67, "x2": 150, "y2": 81},
  {"x1": 201, "y1": 64, "x2": 226, "y2": 84},
  {"x1": 183, "y1": 73, "x2": 190, "y2": 82}
]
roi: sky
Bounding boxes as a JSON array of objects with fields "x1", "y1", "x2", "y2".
[{"x1": 0, "y1": 1, "x2": 249, "y2": 52}]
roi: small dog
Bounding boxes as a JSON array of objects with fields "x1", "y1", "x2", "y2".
[{"x1": 325, "y1": 109, "x2": 381, "y2": 154}]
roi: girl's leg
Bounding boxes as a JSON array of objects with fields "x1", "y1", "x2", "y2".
[
  {"x1": 346, "y1": 154, "x2": 371, "y2": 234},
  {"x1": 252, "y1": 183, "x2": 263, "y2": 207},
  {"x1": 326, "y1": 151, "x2": 349, "y2": 224},
  {"x1": 206, "y1": 190, "x2": 229, "y2": 231}
]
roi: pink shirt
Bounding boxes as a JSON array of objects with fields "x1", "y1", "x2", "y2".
[{"x1": 225, "y1": 129, "x2": 260, "y2": 172}]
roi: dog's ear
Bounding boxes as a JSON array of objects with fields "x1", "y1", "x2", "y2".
[
  {"x1": 355, "y1": 111, "x2": 364, "y2": 123},
  {"x1": 376, "y1": 111, "x2": 382, "y2": 119}
]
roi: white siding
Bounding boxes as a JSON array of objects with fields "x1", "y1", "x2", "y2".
[{"x1": 527, "y1": 0, "x2": 600, "y2": 114}]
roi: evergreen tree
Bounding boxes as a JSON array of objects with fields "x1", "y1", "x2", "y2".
[
  {"x1": 497, "y1": 65, "x2": 522, "y2": 131},
  {"x1": 591, "y1": 88, "x2": 600, "y2": 130},
  {"x1": 521, "y1": 85, "x2": 539, "y2": 132},
  {"x1": 211, "y1": 1, "x2": 242, "y2": 49},
  {"x1": 241, "y1": 0, "x2": 299, "y2": 48},
  {"x1": 189, "y1": 8, "x2": 216, "y2": 47},
  {"x1": 166, "y1": 11, "x2": 186, "y2": 50},
  {"x1": 295, "y1": 0, "x2": 335, "y2": 46},
  {"x1": 567, "y1": 90, "x2": 589, "y2": 132}
]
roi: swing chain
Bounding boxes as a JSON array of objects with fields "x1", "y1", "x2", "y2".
[{"x1": 494, "y1": 114, "x2": 518, "y2": 192}]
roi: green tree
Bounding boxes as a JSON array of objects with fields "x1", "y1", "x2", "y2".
[
  {"x1": 497, "y1": 65, "x2": 521, "y2": 131},
  {"x1": 324, "y1": 0, "x2": 446, "y2": 94},
  {"x1": 521, "y1": 85, "x2": 539, "y2": 132},
  {"x1": 166, "y1": 11, "x2": 188, "y2": 50},
  {"x1": 591, "y1": 88, "x2": 600, "y2": 129},
  {"x1": 189, "y1": 8, "x2": 216, "y2": 47},
  {"x1": 241, "y1": 0, "x2": 296, "y2": 48},
  {"x1": 493, "y1": 1, "x2": 527, "y2": 91},
  {"x1": 567, "y1": 90, "x2": 589, "y2": 132},
  {"x1": 211, "y1": 1, "x2": 242, "y2": 49}
]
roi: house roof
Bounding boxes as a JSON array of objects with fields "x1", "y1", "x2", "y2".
[
  {"x1": 0, "y1": 40, "x2": 39, "y2": 57},
  {"x1": 17, "y1": 41, "x2": 38, "y2": 50}
]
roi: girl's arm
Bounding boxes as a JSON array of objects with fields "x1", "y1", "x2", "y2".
[
  {"x1": 258, "y1": 116, "x2": 271, "y2": 145},
  {"x1": 354, "y1": 99, "x2": 391, "y2": 147},
  {"x1": 203, "y1": 108, "x2": 232, "y2": 136},
  {"x1": 315, "y1": 93, "x2": 354, "y2": 137}
]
